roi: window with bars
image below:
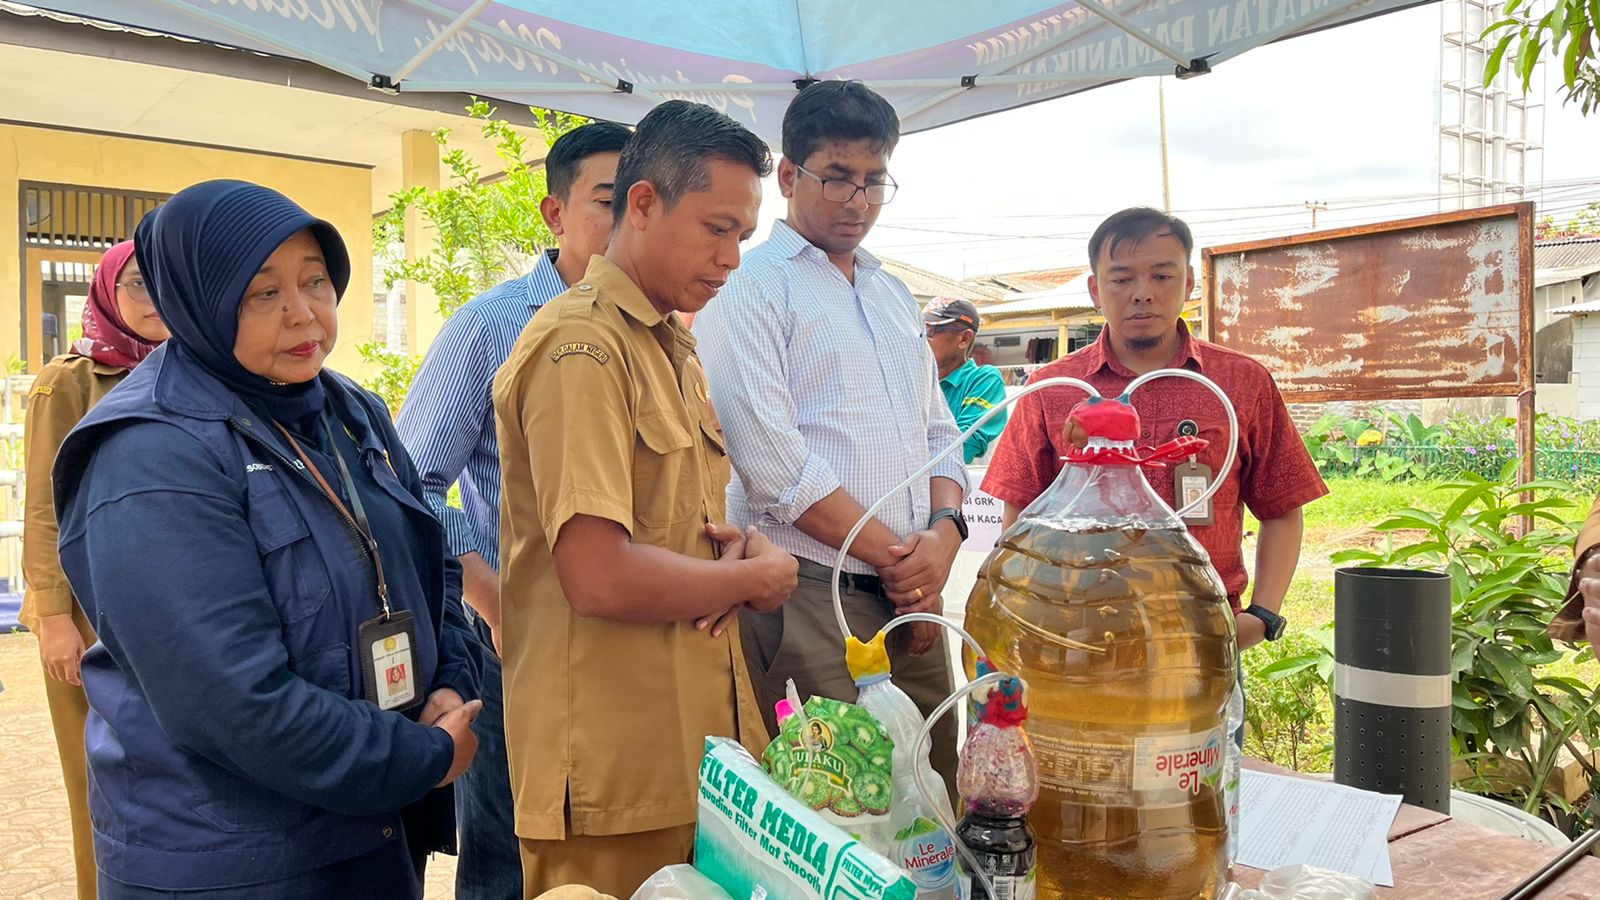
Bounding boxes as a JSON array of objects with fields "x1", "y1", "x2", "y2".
[{"x1": 22, "y1": 182, "x2": 170, "y2": 249}]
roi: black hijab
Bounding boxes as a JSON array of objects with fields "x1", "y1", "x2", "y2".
[{"x1": 134, "y1": 180, "x2": 351, "y2": 425}]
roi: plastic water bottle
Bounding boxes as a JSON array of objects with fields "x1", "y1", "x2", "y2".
[
  {"x1": 849, "y1": 636, "x2": 962, "y2": 898},
  {"x1": 963, "y1": 396, "x2": 1237, "y2": 899},
  {"x1": 1225, "y1": 680, "x2": 1245, "y2": 867},
  {"x1": 956, "y1": 673, "x2": 1038, "y2": 900}
]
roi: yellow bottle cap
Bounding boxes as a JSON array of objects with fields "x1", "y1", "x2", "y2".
[{"x1": 845, "y1": 632, "x2": 892, "y2": 681}]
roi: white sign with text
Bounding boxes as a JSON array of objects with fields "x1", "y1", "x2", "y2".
[{"x1": 961, "y1": 467, "x2": 1005, "y2": 554}]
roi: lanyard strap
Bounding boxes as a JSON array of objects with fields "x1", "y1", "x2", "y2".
[{"x1": 272, "y1": 414, "x2": 392, "y2": 618}]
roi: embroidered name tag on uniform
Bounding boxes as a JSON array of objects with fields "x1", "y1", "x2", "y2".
[
  {"x1": 358, "y1": 611, "x2": 421, "y2": 711},
  {"x1": 550, "y1": 342, "x2": 610, "y2": 365},
  {"x1": 29, "y1": 385, "x2": 53, "y2": 398}
]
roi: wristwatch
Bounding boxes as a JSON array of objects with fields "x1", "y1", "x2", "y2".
[
  {"x1": 1242, "y1": 605, "x2": 1288, "y2": 642},
  {"x1": 929, "y1": 507, "x2": 969, "y2": 541}
]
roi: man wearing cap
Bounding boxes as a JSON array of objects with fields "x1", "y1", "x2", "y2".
[{"x1": 925, "y1": 297, "x2": 1008, "y2": 463}]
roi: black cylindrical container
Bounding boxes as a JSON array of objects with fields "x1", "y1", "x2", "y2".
[{"x1": 1333, "y1": 567, "x2": 1453, "y2": 813}]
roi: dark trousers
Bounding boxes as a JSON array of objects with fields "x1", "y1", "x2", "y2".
[
  {"x1": 741, "y1": 560, "x2": 959, "y2": 799},
  {"x1": 455, "y1": 621, "x2": 523, "y2": 900},
  {"x1": 98, "y1": 837, "x2": 424, "y2": 899}
]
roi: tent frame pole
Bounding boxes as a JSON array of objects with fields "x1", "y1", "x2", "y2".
[
  {"x1": 407, "y1": 0, "x2": 672, "y2": 102},
  {"x1": 1071, "y1": 0, "x2": 1211, "y2": 76},
  {"x1": 389, "y1": 0, "x2": 495, "y2": 84}
]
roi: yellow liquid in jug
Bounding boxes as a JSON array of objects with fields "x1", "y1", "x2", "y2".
[{"x1": 965, "y1": 519, "x2": 1237, "y2": 900}]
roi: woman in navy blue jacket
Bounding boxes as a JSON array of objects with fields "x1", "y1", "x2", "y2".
[{"x1": 53, "y1": 181, "x2": 483, "y2": 899}]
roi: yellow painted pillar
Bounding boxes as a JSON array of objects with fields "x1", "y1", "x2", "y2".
[
  {"x1": 400, "y1": 129, "x2": 442, "y2": 356},
  {"x1": 0, "y1": 130, "x2": 23, "y2": 370},
  {"x1": 1057, "y1": 323, "x2": 1071, "y2": 359}
]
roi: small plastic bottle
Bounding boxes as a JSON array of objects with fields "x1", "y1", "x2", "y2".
[{"x1": 957, "y1": 673, "x2": 1038, "y2": 900}]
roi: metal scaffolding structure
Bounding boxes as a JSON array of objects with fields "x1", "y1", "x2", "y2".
[{"x1": 1438, "y1": 0, "x2": 1544, "y2": 210}]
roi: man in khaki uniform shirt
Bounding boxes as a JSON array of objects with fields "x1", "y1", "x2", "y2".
[{"x1": 493, "y1": 101, "x2": 798, "y2": 898}]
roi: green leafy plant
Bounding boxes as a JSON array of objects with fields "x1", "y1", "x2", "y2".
[
  {"x1": 1332, "y1": 462, "x2": 1600, "y2": 829},
  {"x1": 366, "y1": 101, "x2": 588, "y2": 406},
  {"x1": 1248, "y1": 625, "x2": 1336, "y2": 772},
  {"x1": 357, "y1": 341, "x2": 425, "y2": 416},
  {"x1": 1302, "y1": 414, "x2": 1370, "y2": 472},
  {"x1": 1538, "y1": 200, "x2": 1600, "y2": 239},
  {"x1": 1484, "y1": 0, "x2": 1600, "y2": 115},
  {"x1": 1362, "y1": 450, "x2": 1430, "y2": 482},
  {"x1": 1381, "y1": 410, "x2": 1446, "y2": 447},
  {"x1": 374, "y1": 100, "x2": 587, "y2": 317},
  {"x1": 1304, "y1": 409, "x2": 1600, "y2": 490}
]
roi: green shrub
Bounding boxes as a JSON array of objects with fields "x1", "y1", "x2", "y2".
[{"x1": 1330, "y1": 464, "x2": 1600, "y2": 832}]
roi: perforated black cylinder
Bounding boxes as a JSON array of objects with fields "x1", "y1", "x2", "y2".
[{"x1": 1332, "y1": 567, "x2": 1453, "y2": 813}]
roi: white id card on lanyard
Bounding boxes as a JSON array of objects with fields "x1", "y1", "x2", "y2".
[
  {"x1": 276, "y1": 415, "x2": 423, "y2": 713},
  {"x1": 1174, "y1": 457, "x2": 1215, "y2": 526},
  {"x1": 361, "y1": 613, "x2": 420, "y2": 711}
]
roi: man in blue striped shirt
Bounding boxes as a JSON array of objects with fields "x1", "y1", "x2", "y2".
[
  {"x1": 694, "y1": 81, "x2": 969, "y2": 790},
  {"x1": 396, "y1": 121, "x2": 630, "y2": 900}
]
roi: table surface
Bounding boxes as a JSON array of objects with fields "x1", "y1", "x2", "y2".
[{"x1": 1234, "y1": 760, "x2": 1600, "y2": 898}]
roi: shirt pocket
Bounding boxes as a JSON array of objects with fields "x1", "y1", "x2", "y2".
[
  {"x1": 1142, "y1": 413, "x2": 1238, "y2": 510},
  {"x1": 633, "y1": 411, "x2": 698, "y2": 530},
  {"x1": 1143, "y1": 415, "x2": 1233, "y2": 467},
  {"x1": 699, "y1": 419, "x2": 727, "y2": 458},
  {"x1": 246, "y1": 483, "x2": 334, "y2": 626},
  {"x1": 700, "y1": 420, "x2": 731, "y2": 515}
]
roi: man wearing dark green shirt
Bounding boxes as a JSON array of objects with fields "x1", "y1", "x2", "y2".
[{"x1": 925, "y1": 298, "x2": 1008, "y2": 463}]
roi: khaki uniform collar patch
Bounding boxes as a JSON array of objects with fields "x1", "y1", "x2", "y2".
[{"x1": 550, "y1": 342, "x2": 611, "y2": 365}]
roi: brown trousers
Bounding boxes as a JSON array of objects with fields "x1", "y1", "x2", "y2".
[
  {"x1": 519, "y1": 825, "x2": 694, "y2": 899},
  {"x1": 42, "y1": 666, "x2": 96, "y2": 900},
  {"x1": 739, "y1": 565, "x2": 959, "y2": 798}
]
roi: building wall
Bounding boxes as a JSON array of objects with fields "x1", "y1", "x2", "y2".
[
  {"x1": 0, "y1": 123, "x2": 374, "y2": 375},
  {"x1": 1574, "y1": 315, "x2": 1600, "y2": 422},
  {"x1": 1535, "y1": 281, "x2": 1582, "y2": 333}
]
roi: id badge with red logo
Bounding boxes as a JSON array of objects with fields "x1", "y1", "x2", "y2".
[{"x1": 358, "y1": 610, "x2": 422, "y2": 711}]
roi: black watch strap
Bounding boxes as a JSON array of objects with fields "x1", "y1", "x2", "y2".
[
  {"x1": 929, "y1": 507, "x2": 968, "y2": 541},
  {"x1": 1243, "y1": 605, "x2": 1288, "y2": 641}
]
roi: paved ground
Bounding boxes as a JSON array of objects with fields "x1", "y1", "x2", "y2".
[{"x1": 0, "y1": 631, "x2": 457, "y2": 898}]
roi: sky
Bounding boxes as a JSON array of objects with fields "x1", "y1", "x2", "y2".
[{"x1": 751, "y1": 4, "x2": 1599, "y2": 280}]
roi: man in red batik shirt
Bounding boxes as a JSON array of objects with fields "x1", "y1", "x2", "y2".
[{"x1": 983, "y1": 207, "x2": 1327, "y2": 652}]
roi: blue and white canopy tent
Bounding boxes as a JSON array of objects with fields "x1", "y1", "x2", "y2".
[{"x1": 27, "y1": 0, "x2": 1431, "y2": 144}]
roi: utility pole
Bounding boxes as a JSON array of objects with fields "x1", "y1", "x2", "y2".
[
  {"x1": 1159, "y1": 78, "x2": 1172, "y2": 212},
  {"x1": 1304, "y1": 200, "x2": 1328, "y2": 229}
]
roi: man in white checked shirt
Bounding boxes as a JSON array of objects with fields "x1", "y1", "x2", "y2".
[{"x1": 693, "y1": 80, "x2": 968, "y2": 789}]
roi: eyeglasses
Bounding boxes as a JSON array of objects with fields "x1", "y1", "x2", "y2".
[
  {"x1": 925, "y1": 325, "x2": 969, "y2": 338},
  {"x1": 794, "y1": 164, "x2": 898, "y2": 206},
  {"x1": 116, "y1": 278, "x2": 150, "y2": 300}
]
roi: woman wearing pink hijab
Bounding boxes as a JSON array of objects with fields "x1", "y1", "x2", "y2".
[{"x1": 21, "y1": 240, "x2": 168, "y2": 900}]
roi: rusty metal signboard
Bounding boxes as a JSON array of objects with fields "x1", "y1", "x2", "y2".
[{"x1": 1202, "y1": 203, "x2": 1534, "y2": 404}]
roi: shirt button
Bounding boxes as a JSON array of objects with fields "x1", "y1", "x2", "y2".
[
  {"x1": 240, "y1": 418, "x2": 252, "y2": 427},
  {"x1": 577, "y1": 283, "x2": 593, "y2": 292},
  {"x1": 381, "y1": 826, "x2": 394, "y2": 839}
]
